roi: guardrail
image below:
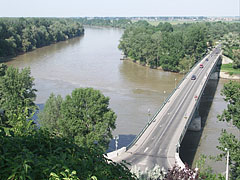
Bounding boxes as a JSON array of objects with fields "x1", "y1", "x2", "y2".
[{"x1": 126, "y1": 51, "x2": 212, "y2": 150}]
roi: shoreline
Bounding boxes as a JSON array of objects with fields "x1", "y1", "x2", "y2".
[
  {"x1": 121, "y1": 56, "x2": 240, "y2": 80},
  {"x1": 0, "y1": 34, "x2": 85, "y2": 64},
  {"x1": 121, "y1": 57, "x2": 183, "y2": 74},
  {"x1": 220, "y1": 55, "x2": 240, "y2": 80}
]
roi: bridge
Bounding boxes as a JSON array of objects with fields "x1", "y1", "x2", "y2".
[{"x1": 107, "y1": 45, "x2": 222, "y2": 171}]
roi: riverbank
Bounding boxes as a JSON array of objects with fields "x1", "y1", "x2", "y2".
[
  {"x1": 121, "y1": 55, "x2": 240, "y2": 80},
  {"x1": 0, "y1": 17, "x2": 84, "y2": 63},
  {"x1": 219, "y1": 55, "x2": 240, "y2": 80},
  {"x1": 121, "y1": 57, "x2": 180, "y2": 73}
]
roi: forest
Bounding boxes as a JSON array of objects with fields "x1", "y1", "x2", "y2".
[
  {"x1": 0, "y1": 18, "x2": 84, "y2": 59},
  {"x1": 118, "y1": 21, "x2": 240, "y2": 72},
  {"x1": 76, "y1": 17, "x2": 132, "y2": 29}
]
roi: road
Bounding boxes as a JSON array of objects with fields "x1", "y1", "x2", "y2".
[{"x1": 110, "y1": 46, "x2": 222, "y2": 171}]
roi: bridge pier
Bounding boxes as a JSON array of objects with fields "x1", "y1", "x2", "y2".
[
  {"x1": 210, "y1": 55, "x2": 222, "y2": 80},
  {"x1": 209, "y1": 72, "x2": 219, "y2": 79},
  {"x1": 188, "y1": 110, "x2": 201, "y2": 131}
]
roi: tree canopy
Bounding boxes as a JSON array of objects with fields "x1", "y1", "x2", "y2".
[
  {"x1": 217, "y1": 80, "x2": 240, "y2": 179},
  {"x1": 39, "y1": 88, "x2": 117, "y2": 151},
  {"x1": 119, "y1": 21, "x2": 240, "y2": 72},
  {"x1": 0, "y1": 18, "x2": 84, "y2": 58},
  {"x1": 0, "y1": 64, "x2": 37, "y2": 133}
]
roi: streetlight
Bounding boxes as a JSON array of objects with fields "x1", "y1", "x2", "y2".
[
  {"x1": 176, "y1": 142, "x2": 180, "y2": 153},
  {"x1": 114, "y1": 135, "x2": 119, "y2": 151},
  {"x1": 163, "y1": 90, "x2": 166, "y2": 102},
  {"x1": 175, "y1": 78, "x2": 177, "y2": 89},
  {"x1": 225, "y1": 148, "x2": 229, "y2": 180},
  {"x1": 147, "y1": 108, "x2": 151, "y2": 124}
]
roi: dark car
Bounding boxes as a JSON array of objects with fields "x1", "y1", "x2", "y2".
[
  {"x1": 205, "y1": 58, "x2": 208, "y2": 61},
  {"x1": 191, "y1": 75, "x2": 196, "y2": 80}
]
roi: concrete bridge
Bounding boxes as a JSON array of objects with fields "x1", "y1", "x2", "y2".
[{"x1": 107, "y1": 45, "x2": 222, "y2": 171}]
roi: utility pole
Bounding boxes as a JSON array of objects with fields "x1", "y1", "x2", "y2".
[{"x1": 225, "y1": 148, "x2": 229, "y2": 180}]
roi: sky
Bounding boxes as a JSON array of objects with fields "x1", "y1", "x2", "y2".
[{"x1": 0, "y1": 0, "x2": 239, "y2": 17}]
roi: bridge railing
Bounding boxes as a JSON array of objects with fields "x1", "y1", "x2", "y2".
[{"x1": 126, "y1": 53, "x2": 210, "y2": 150}]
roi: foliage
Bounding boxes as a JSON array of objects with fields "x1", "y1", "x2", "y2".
[
  {"x1": 0, "y1": 64, "x2": 37, "y2": 134},
  {"x1": 38, "y1": 93, "x2": 63, "y2": 133},
  {"x1": 39, "y1": 88, "x2": 117, "y2": 151},
  {"x1": 0, "y1": 127, "x2": 136, "y2": 180},
  {"x1": 119, "y1": 21, "x2": 240, "y2": 72},
  {"x1": 218, "y1": 80, "x2": 240, "y2": 129},
  {"x1": 222, "y1": 32, "x2": 240, "y2": 69},
  {"x1": 221, "y1": 63, "x2": 240, "y2": 75},
  {"x1": 0, "y1": 17, "x2": 84, "y2": 58},
  {"x1": 217, "y1": 130, "x2": 240, "y2": 179},
  {"x1": 131, "y1": 165, "x2": 167, "y2": 180},
  {"x1": 217, "y1": 80, "x2": 240, "y2": 179},
  {"x1": 76, "y1": 17, "x2": 132, "y2": 29},
  {"x1": 195, "y1": 155, "x2": 225, "y2": 180}
]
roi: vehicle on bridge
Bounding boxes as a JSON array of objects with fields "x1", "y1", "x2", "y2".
[
  {"x1": 200, "y1": 64, "x2": 204, "y2": 68},
  {"x1": 206, "y1": 58, "x2": 208, "y2": 61},
  {"x1": 191, "y1": 74, "x2": 196, "y2": 80}
]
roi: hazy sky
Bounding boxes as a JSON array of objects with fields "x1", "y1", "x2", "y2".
[{"x1": 1, "y1": 0, "x2": 239, "y2": 17}]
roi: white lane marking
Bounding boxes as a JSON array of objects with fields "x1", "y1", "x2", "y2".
[{"x1": 144, "y1": 147, "x2": 149, "y2": 153}]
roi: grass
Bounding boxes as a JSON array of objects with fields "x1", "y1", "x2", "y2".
[{"x1": 221, "y1": 63, "x2": 240, "y2": 75}]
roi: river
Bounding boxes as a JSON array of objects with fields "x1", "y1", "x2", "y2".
[{"x1": 6, "y1": 27, "x2": 238, "y2": 173}]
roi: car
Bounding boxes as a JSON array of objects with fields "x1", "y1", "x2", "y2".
[
  {"x1": 191, "y1": 75, "x2": 196, "y2": 80},
  {"x1": 205, "y1": 58, "x2": 208, "y2": 61},
  {"x1": 200, "y1": 64, "x2": 204, "y2": 68}
]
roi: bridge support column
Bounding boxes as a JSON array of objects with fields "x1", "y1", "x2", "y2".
[
  {"x1": 188, "y1": 110, "x2": 201, "y2": 131},
  {"x1": 210, "y1": 72, "x2": 219, "y2": 80},
  {"x1": 210, "y1": 55, "x2": 222, "y2": 80}
]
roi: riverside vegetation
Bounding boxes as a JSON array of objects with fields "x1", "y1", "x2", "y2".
[
  {"x1": 118, "y1": 20, "x2": 240, "y2": 72},
  {"x1": 0, "y1": 18, "x2": 84, "y2": 60}
]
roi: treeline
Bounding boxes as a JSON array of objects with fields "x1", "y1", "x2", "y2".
[
  {"x1": 0, "y1": 18, "x2": 84, "y2": 58},
  {"x1": 76, "y1": 17, "x2": 132, "y2": 29},
  {"x1": 119, "y1": 21, "x2": 240, "y2": 72}
]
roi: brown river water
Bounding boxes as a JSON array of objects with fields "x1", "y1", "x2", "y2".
[{"x1": 6, "y1": 27, "x2": 238, "y2": 173}]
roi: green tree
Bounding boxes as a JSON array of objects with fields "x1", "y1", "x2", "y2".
[
  {"x1": 217, "y1": 80, "x2": 240, "y2": 179},
  {"x1": 0, "y1": 64, "x2": 37, "y2": 133},
  {"x1": 38, "y1": 93, "x2": 63, "y2": 133},
  {"x1": 40, "y1": 88, "x2": 117, "y2": 151},
  {"x1": 0, "y1": 126, "x2": 135, "y2": 180}
]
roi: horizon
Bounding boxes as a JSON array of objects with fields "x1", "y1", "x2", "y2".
[{"x1": 1, "y1": 0, "x2": 239, "y2": 17}]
